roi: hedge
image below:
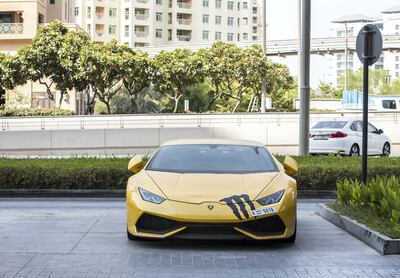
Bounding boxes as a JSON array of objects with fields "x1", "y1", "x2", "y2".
[
  {"x1": 0, "y1": 108, "x2": 74, "y2": 117},
  {"x1": 0, "y1": 156, "x2": 399, "y2": 190}
]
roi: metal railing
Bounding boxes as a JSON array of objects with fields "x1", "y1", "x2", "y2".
[
  {"x1": 135, "y1": 31, "x2": 149, "y2": 37},
  {"x1": 177, "y1": 35, "x2": 191, "y2": 41},
  {"x1": 177, "y1": 18, "x2": 191, "y2": 25},
  {"x1": 0, "y1": 112, "x2": 399, "y2": 132},
  {"x1": 135, "y1": 14, "x2": 149, "y2": 20},
  {"x1": 0, "y1": 23, "x2": 23, "y2": 34}
]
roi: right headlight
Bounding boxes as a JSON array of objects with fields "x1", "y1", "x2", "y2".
[
  {"x1": 256, "y1": 189, "x2": 285, "y2": 206},
  {"x1": 138, "y1": 187, "x2": 165, "y2": 204}
]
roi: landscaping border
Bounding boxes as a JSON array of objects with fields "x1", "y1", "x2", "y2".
[{"x1": 317, "y1": 203, "x2": 400, "y2": 255}]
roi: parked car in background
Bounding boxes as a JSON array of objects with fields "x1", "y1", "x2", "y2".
[{"x1": 309, "y1": 119, "x2": 391, "y2": 156}]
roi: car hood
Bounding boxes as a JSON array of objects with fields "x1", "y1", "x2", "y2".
[{"x1": 146, "y1": 170, "x2": 279, "y2": 204}]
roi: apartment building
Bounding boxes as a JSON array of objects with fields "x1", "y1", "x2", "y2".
[
  {"x1": 118, "y1": 0, "x2": 262, "y2": 47},
  {"x1": 0, "y1": 0, "x2": 85, "y2": 113},
  {"x1": 329, "y1": 6, "x2": 400, "y2": 87}
]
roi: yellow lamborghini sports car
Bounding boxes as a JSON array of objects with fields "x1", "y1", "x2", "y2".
[{"x1": 126, "y1": 139, "x2": 298, "y2": 242}]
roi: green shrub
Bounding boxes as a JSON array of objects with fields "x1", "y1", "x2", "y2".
[
  {"x1": 0, "y1": 108, "x2": 74, "y2": 117},
  {"x1": 336, "y1": 176, "x2": 400, "y2": 236}
]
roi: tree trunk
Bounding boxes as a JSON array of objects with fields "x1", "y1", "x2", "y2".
[
  {"x1": 58, "y1": 91, "x2": 64, "y2": 109},
  {"x1": 104, "y1": 101, "x2": 111, "y2": 114},
  {"x1": 232, "y1": 97, "x2": 243, "y2": 113},
  {"x1": 173, "y1": 98, "x2": 179, "y2": 113},
  {"x1": 247, "y1": 94, "x2": 255, "y2": 112}
]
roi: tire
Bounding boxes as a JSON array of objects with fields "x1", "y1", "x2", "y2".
[
  {"x1": 349, "y1": 144, "x2": 360, "y2": 157},
  {"x1": 382, "y1": 143, "x2": 390, "y2": 157}
]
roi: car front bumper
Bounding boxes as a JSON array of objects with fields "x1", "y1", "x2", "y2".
[{"x1": 126, "y1": 185, "x2": 296, "y2": 240}]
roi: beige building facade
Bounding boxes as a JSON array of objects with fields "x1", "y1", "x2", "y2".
[{"x1": 1, "y1": 0, "x2": 263, "y2": 114}]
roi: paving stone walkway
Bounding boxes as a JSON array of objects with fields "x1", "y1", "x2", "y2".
[{"x1": 0, "y1": 199, "x2": 399, "y2": 278}]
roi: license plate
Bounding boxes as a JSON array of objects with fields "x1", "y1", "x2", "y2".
[
  {"x1": 314, "y1": 135, "x2": 328, "y2": 140},
  {"x1": 251, "y1": 207, "x2": 276, "y2": 217}
]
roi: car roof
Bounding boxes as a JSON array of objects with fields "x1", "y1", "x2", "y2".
[{"x1": 161, "y1": 138, "x2": 265, "y2": 147}]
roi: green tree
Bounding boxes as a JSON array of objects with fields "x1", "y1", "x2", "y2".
[
  {"x1": 18, "y1": 20, "x2": 70, "y2": 107},
  {"x1": 337, "y1": 69, "x2": 391, "y2": 95},
  {"x1": 198, "y1": 42, "x2": 242, "y2": 111},
  {"x1": 317, "y1": 81, "x2": 337, "y2": 97},
  {"x1": 0, "y1": 53, "x2": 26, "y2": 91},
  {"x1": 77, "y1": 40, "x2": 125, "y2": 114},
  {"x1": 110, "y1": 87, "x2": 159, "y2": 114},
  {"x1": 152, "y1": 49, "x2": 204, "y2": 113}
]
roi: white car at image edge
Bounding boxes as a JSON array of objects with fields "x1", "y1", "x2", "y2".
[{"x1": 309, "y1": 119, "x2": 391, "y2": 156}]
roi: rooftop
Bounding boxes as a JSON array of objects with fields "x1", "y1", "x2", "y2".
[
  {"x1": 331, "y1": 14, "x2": 379, "y2": 24},
  {"x1": 382, "y1": 5, "x2": 400, "y2": 14}
]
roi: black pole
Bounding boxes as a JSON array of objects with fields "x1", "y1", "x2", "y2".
[{"x1": 362, "y1": 26, "x2": 371, "y2": 185}]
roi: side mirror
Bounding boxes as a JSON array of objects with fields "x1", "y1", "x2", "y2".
[
  {"x1": 378, "y1": 129, "x2": 384, "y2": 134},
  {"x1": 283, "y1": 156, "x2": 298, "y2": 176},
  {"x1": 128, "y1": 155, "x2": 144, "y2": 174}
]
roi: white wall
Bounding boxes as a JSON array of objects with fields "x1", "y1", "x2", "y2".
[{"x1": 1, "y1": 113, "x2": 399, "y2": 157}]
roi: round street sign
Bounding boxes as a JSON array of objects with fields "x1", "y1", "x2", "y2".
[{"x1": 356, "y1": 24, "x2": 383, "y2": 66}]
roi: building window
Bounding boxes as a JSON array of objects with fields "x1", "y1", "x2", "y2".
[
  {"x1": 243, "y1": 2, "x2": 248, "y2": 9},
  {"x1": 228, "y1": 1, "x2": 234, "y2": 10},
  {"x1": 109, "y1": 8, "x2": 117, "y2": 17},
  {"x1": 156, "y1": 12, "x2": 163, "y2": 22},
  {"x1": 203, "y1": 14, "x2": 209, "y2": 23},
  {"x1": 227, "y1": 33, "x2": 234, "y2": 41},
  {"x1": 253, "y1": 26, "x2": 257, "y2": 33},
  {"x1": 227, "y1": 17, "x2": 234, "y2": 26},
  {"x1": 396, "y1": 25, "x2": 399, "y2": 31},
  {"x1": 125, "y1": 8, "x2": 129, "y2": 20},
  {"x1": 202, "y1": 30, "x2": 209, "y2": 40},
  {"x1": 203, "y1": 0, "x2": 209, "y2": 7},
  {"x1": 243, "y1": 17, "x2": 248, "y2": 25},
  {"x1": 87, "y1": 7, "x2": 91, "y2": 19},
  {"x1": 253, "y1": 7, "x2": 258, "y2": 14},
  {"x1": 215, "y1": 16, "x2": 221, "y2": 25},
  {"x1": 252, "y1": 36, "x2": 258, "y2": 41},
  {"x1": 396, "y1": 56, "x2": 399, "y2": 62},
  {"x1": 87, "y1": 24, "x2": 91, "y2": 35},
  {"x1": 168, "y1": 13, "x2": 172, "y2": 24},
  {"x1": 216, "y1": 0, "x2": 221, "y2": 9},
  {"x1": 109, "y1": 25, "x2": 116, "y2": 35},
  {"x1": 156, "y1": 29, "x2": 163, "y2": 38},
  {"x1": 124, "y1": 25, "x2": 129, "y2": 37},
  {"x1": 215, "y1": 31, "x2": 222, "y2": 40},
  {"x1": 156, "y1": 0, "x2": 162, "y2": 4},
  {"x1": 50, "y1": 0, "x2": 55, "y2": 4},
  {"x1": 253, "y1": 17, "x2": 257, "y2": 24},
  {"x1": 243, "y1": 33, "x2": 248, "y2": 40},
  {"x1": 74, "y1": 7, "x2": 79, "y2": 16},
  {"x1": 168, "y1": 29, "x2": 172, "y2": 40}
]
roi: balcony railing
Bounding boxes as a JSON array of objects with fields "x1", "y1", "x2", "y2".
[
  {"x1": 177, "y1": 19, "x2": 191, "y2": 25},
  {"x1": 177, "y1": 2, "x2": 191, "y2": 9},
  {"x1": 0, "y1": 23, "x2": 23, "y2": 34},
  {"x1": 177, "y1": 35, "x2": 191, "y2": 41},
  {"x1": 137, "y1": 0, "x2": 149, "y2": 3},
  {"x1": 135, "y1": 14, "x2": 149, "y2": 20},
  {"x1": 135, "y1": 31, "x2": 149, "y2": 37}
]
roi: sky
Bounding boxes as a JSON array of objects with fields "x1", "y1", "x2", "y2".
[{"x1": 265, "y1": 0, "x2": 400, "y2": 88}]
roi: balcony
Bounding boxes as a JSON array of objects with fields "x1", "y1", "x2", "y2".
[
  {"x1": 135, "y1": 14, "x2": 149, "y2": 20},
  {"x1": 0, "y1": 23, "x2": 23, "y2": 34},
  {"x1": 135, "y1": 31, "x2": 149, "y2": 37},
  {"x1": 177, "y1": 18, "x2": 191, "y2": 25},
  {"x1": 177, "y1": 1, "x2": 192, "y2": 9},
  {"x1": 177, "y1": 35, "x2": 191, "y2": 41},
  {"x1": 137, "y1": 0, "x2": 149, "y2": 3}
]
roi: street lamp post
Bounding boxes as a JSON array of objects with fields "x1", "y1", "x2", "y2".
[
  {"x1": 344, "y1": 22, "x2": 348, "y2": 91},
  {"x1": 299, "y1": 0, "x2": 311, "y2": 156},
  {"x1": 260, "y1": 0, "x2": 267, "y2": 113}
]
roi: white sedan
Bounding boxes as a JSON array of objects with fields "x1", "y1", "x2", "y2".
[{"x1": 309, "y1": 119, "x2": 391, "y2": 156}]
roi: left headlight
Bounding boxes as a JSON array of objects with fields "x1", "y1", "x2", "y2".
[
  {"x1": 138, "y1": 187, "x2": 165, "y2": 204},
  {"x1": 256, "y1": 189, "x2": 285, "y2": 206}
]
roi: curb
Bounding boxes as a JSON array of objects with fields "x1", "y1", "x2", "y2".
[
  {"x1": 0, "y1": 189, "x2": 125, "y2": 198},
  {"x1": 0, "y1": 189, "x2": 336, "y2": 199},
  {"x1": 317, "y1": 203, "x2": 400, "y2": 255}
]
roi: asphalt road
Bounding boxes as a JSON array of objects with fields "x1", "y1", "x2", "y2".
[{"x1": 0, "y1": 199, "x2": 399, "y2": 278}]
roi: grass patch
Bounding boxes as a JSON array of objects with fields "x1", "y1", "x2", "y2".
[{"x1": 329, "y1": 203, "x2": 400, "y2": 239}]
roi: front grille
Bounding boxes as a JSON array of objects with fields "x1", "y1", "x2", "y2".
[
  {"x1": 240, "y1": 215, "x2": 286, "y2": 236},
  {"x1": 135, "y1": 213, "x2": 286, "y2": 238},
  {"x1": 136, "y1": 214, "x2": 182, "y2": 234}
]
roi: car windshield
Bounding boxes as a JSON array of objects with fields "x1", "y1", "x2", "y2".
[
  {"x1": 146, "y1": 144, "x2": 278, "y2": 174},
  {"x1": 312, "y1": 121, "x2": 348, "y2": 129}
]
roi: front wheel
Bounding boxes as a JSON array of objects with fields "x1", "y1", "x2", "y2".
[
  {"x1": 382, "y1": 143, "x2": 390, "y2": 157},
  {"x1": 349, "y1": 144, "x2": 360, "y2": 157}
]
